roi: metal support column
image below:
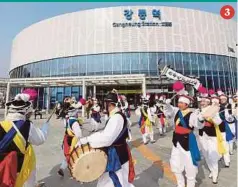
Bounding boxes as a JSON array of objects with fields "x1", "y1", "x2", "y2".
[
  {"x1": 4, "y1": 82, "x2": 10, "y2": 118},
  {"x1": 142, "y1": 77, "x2": 146, "y2": 97},
  {"x1": 93, "y1": 85, "x2": 96, "y2": 98},
  {"x1": 46, "y1": 86, "x2": 50, "y2": 114},
  {"x1": 82, "y1": 79, "x2": 86, "y2": 117}
]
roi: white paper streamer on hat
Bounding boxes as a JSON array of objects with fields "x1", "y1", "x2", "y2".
[{"x1": 14, "y1": 93, "x2": 30, "y2": 102}]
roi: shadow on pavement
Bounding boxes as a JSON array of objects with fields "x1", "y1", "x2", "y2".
[
  {"x1": 39, "y1": 164, "x2": 96, "y2": 187},
  {"x1": 134, "y1": 161, "x2": 164, "y2": 187}
]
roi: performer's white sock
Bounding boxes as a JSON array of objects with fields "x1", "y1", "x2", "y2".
[
  {"x1": 142, "y1": 134, "x2": 148, "y2": 143},
  {"x1": 223, "y1": 152, "x2": 231, "y2": 166},
  {"x1": 229, "y1": 140, "x2": 234, "y2": 154},
  {"x1": 60, "y1": 159, "x2": 68, "y2": 170},
  {"x1": 159, "y1": 128, "x2": 163, "y2": 135},
  {"x1": 149, "y1": 133, "x2": 155, "y2": 141},
  {"x1": 163, "y1": 127, "x2": 166, "y2": 133}
]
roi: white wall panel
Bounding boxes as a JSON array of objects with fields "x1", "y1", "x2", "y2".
[{"x1": 10, "y1": 6, "x2": 237, "y2": 71}]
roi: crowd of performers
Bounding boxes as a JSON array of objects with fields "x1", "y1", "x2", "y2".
[{"x1": 0, "y1": 82, "x2": 237, "y2": 187}]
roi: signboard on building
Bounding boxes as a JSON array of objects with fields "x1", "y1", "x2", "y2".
[{"x1": 113, "y1": 8, "x2": 172, "y2": 28}]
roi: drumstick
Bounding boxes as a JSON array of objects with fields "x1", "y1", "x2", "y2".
[
  {"x1": 46, "y1": 104, "x2": 57, "y2": 123},
  {"x1": 112, "y1": 89, "x2": 122, "y2": 107},
  {"x1": 170, "y1": 93, "x2": 178, "y2": 101}
]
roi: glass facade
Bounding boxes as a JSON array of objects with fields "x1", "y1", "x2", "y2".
[{"x1": 10, "y1": 52, "x2": 237, "y2": 92}]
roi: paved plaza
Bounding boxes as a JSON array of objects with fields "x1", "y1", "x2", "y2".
[{"x1": 0, "y1": 109, "x2": 237, "y2": 187}]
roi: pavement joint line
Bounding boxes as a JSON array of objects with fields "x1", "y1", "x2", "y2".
[{"x1": 131, "y1": 139, "x2": 177, "y2": 184}]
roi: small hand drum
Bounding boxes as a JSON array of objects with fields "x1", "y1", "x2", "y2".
[
  {"x1": 69, "y1": 144, "x2": 107, "y2": 183},
  {"x1": 201, "y1": 105, "x2": 220, "y2": 119}
]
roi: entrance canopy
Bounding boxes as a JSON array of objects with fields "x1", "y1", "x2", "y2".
[{"x1": 8, "y1": 74, "x2": 146, "y2": 87}]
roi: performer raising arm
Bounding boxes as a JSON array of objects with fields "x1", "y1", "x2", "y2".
[{"x1": 164, "y1": 81, "x2": 204, "y2": 187}]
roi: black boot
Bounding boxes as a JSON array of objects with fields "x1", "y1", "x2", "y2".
[{"x1": 57, "y1": 168, "x2": 64, "y2": 177}]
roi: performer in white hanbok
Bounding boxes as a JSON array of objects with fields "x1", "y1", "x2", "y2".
[
  {"x1": 121, "y1": 95, "x2": 132, "y2": 141},
  {"x1": 91, "y1": 98, "x2": 101, "y2": 132},
  {"x1": 164, "y1": 81, "x2": 204, "y2": 187},
  {"x1": 197, "y1": 87, "x2": 224, "y2": 184},
  {"x1": 208, "y1": 89, "x2": 233, "y2": 168},
  {"x1": 155, "y1": 95, "x2": 167, "y2": 135},
  {"x1": 79, "y1": 90, "x2": 135, "y2": 187},
  {"x1": 135, "y1": 95, "x2": 155, "y2": 144},
  {"x1": 217, "y1": 89, "x2": 236, "y2": 156},
  {"x1": 57, "y1": 97, "x2": 86, "y2": 177},
  {"x1": 0, "y1": 93, "x2": 50, "y2": 187},
  {"x1": 231, "y1": 92, "x2": 238, "y2": 118}
]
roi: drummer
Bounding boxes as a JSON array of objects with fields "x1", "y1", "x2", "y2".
[
  {"x1": 78, "y1": 90, "x2": 135, "y2": 187},
  {"x1": 57, "y1": 97, "x2": 86, "y2": 177}
]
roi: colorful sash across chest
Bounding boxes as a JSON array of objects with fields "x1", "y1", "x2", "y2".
[
  {"x1": 64, "y1": 118, "x2": 81, "y2": 161},
  {"x1": 219, "y1": 113, "x2": 234, "y2": 142},
  {"x1": 140, "y1": 108, "x2": 152, "y2": 134},
  {"x1": 105, "y1": 112, "x2": 135, "y2": 187},
  {"x1": 177, "y1": 111, "x2": 201, "y2": 166},
  {"x1": 206, "y1": 118, "x2": 226, "y2": 155},
  {"x1": 0, "y1": 120, "x2": 36, "y2": 187}
]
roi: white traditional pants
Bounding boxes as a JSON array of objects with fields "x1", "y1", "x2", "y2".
[
  {"x1": 221, "y1": 132, "x2": 230, "y2": 166},
  {"x1": 97, "y1": 162, "x2": 135, "y2": 187},
  {"x1": 142, "y1": 126, "x2": 154, "y2": 143},
  {"x1": 170, "y1": 143, "x2": 198, "y2": 187},
  {"x1": 60, "y1": 158, "x2": 68, "y2": 170},
  {"x1": 198, "y1": 135, "x2": 205, "y2": 154},
  {"x1": 92, "y1": 119, "x2": 100, "y2": 131},
  {"x1": 24, "y1": 169, "x2": 36, "y2": 187},
  {"x1": 228, "y1": 123, "x2": 236, "y2": 154},
  {"x1": 201, "y1": 133, "x2": 221, "y2": 181}
]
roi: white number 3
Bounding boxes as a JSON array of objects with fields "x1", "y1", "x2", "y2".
[{"x1": 225, "y1": 8, "x2": 230, "y2": 16}]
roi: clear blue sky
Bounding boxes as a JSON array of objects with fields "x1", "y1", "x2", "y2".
[{"x1": 0, "y1": 2, "x2": 237, "y2": 78}]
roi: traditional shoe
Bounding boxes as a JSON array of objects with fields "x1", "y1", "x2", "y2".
[
  {"x1": 230, "y1": 152, "x2": 234, "y2": 155},
  {"x1": 57, "y1": 169, "x2": 64, "y2": 177},
  {"x1": 144, "y1": 141, "x2": 149, "y2": 145},
  {"x1": 225, "y1": 164, "x2": 230, "y2": 168},
  {"x1": 150, "y1": 140, "x2": 156, "y2": 144}
]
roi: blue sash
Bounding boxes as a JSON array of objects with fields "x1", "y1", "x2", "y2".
[
  {"x1": 138, "y1": 116, "x2": 142, "y2": 128},
  {"x1": 178, "y1": 111, "x2": 201, "y2": 166},
  {"x1": 220, "y1": 113, "x2": 234, "y2": 141},
  {"x1": 106, "y1": 114, "x2": 128, "y2": 187},
  {"x1": 0, "y1": 120, "x2": 25, "y2": 153}
]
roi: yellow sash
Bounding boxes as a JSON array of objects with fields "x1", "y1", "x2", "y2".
[
  {"x1": 0, "y1": 121, "x2": 36, "y2": 187},
  {"x1": 66, "y1": 119, "x2": 83, "y2": 152},
  {"x1": 206, "y1": 118, "x2": 227, "y2": 155},
  {"x1": 141, "y1": 108, "x2": 153, "y2": 132}
]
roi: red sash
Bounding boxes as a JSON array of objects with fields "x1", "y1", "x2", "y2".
[
  {"x1": 63, "y1": 135, "x2": 71, "y2": 163},
  {"x1": 127, "y1": 145, "x2": 135, "y2": 183},
  {"x1": 0, "y1": 151, "x2": 18, "y2": 187},
  {"x1": 160, "y1": 115, "x2": 165, "y2": 127},
  {"x1": 204, "y1": 121, "x2": 213, "y2": 127},
  {"x1": 175, "y1": 126, "x2": 191, "y2": 134},
  {"x1": 140, "y1": 117, "x2": 145, "y2": 134}
]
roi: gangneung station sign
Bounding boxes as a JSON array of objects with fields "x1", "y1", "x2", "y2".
[{"x1": 113, "y1": 9, "x2": 172, "y2": 28}]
